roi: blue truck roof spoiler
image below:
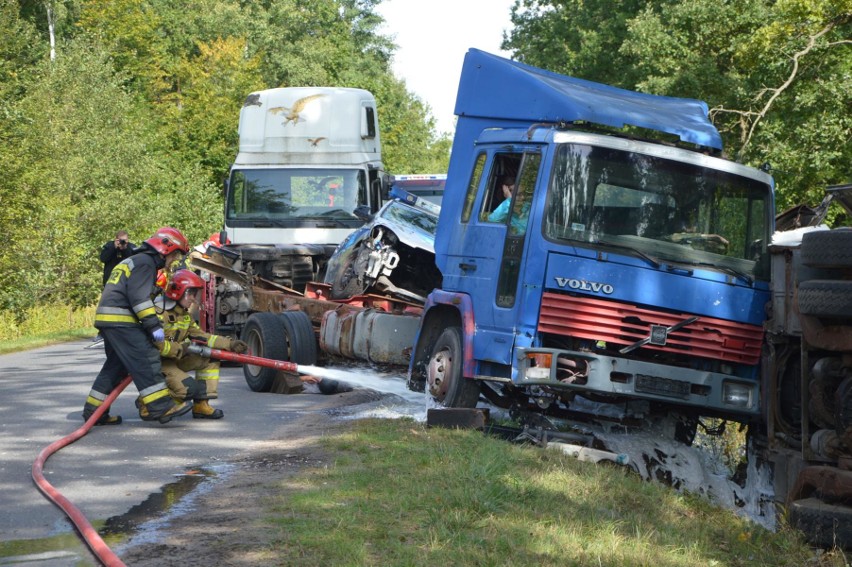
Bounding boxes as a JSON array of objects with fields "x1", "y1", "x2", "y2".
[{"x1": 454, "y1": 49, "x2": 723, "y2": 151}]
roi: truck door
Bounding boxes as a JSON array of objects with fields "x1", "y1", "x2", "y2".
[{"x1": 447, "y1": 147, "x2": 543, "y2": 365}]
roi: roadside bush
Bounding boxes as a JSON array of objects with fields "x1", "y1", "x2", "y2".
[{"x1": 0, "y1": 304, "x2": 95, "y2": 341}]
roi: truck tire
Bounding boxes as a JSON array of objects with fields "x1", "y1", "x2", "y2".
[
  {"x1": 241, "y1": 313, "x2": 288, "y2": 392},
  {"x1": 426, "y1": 326, "x2": 480, "y2": 408},
  {"x1": 789, "y1": 497, "x2": 852, "y2": 549},
  {"x1": 798, "y1": 280, "x2": 852, "y2": 318},
  {"x1": 277, "y1": 311, "x2": 317, "y2": 365},
  {"x1": 801, "y1": 229, "x2": 852, "y2": 269}
]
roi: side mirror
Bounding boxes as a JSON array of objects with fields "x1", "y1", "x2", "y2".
[{"x1": 380, "y1": 173, "x2": 392, "y2": 200}]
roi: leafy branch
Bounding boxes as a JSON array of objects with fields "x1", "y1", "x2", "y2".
[{"x1": 712, "y1": 17, "x2": 850, "y2": 160}]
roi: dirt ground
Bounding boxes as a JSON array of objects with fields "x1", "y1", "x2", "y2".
[{"x1": 116, "y1": 388, "x2": 385, "y2": 567}]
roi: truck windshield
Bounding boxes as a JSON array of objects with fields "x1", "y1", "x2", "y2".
[
  {"x1": 227, "y1": 168, "x2": 367, "y2": 222},
  {"x1": 543, "y1": 143, "x2": 773, "y2": 280}
]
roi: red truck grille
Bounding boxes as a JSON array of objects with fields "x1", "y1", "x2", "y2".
[{"x1": 538, "y1": 292, "x2": 763, "y2": 365}]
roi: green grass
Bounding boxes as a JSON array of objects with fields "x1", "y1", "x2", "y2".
[
  {"x1": 0, "y1": 304, "x2": 95, "y2": 354},
  {"x1": 254, "y1": 418, "x2": 846, "y2": 567}
]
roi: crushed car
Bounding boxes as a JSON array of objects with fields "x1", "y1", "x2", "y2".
[{"x1": 323, "y1": 188, "x2": 442, "y2": 303}]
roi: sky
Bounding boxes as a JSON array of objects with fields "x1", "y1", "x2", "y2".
[{"x1": 375, "y1": 0, "x2": 515, "y2": 134}]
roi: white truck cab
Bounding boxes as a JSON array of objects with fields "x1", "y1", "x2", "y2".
[{"x1": 225, "y1": 87, "x2": 385, "y2": 247}]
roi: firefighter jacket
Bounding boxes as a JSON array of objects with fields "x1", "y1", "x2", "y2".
[
  {"x1": 156, "y1": 300, "x2": 240, "y2": 359},
  {"x1": 94, "y1": 245, "x2": 164, "y2": 334}
]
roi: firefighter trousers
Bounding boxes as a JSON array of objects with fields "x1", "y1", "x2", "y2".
[
  {"x1": 162, "y1": 354, "x2": 219, "y2": 401},
  {"x1": 84, "y1": 326, "x2": 174, "y2": 417}
]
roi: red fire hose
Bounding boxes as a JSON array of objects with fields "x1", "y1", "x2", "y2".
[
  {"x1": 32, "y1": 375, "x2": 132, "y2": 567},
  {"x1": 31, "y1": 345, "x2": 315, "y2": 566},
  {"x1": 185, "y1": 344, "x2": 316, "y2": 379}
]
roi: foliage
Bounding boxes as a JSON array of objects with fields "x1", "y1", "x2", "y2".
[
  {"x1": 504, "y1": 0, "x2": 851, "y2": 210},
  {"x1": 0, "y1": 304, "x2": 94, "y2": 342},
  {"x1": 1, "y1": 0, "x2": 449, "y2": 319}
]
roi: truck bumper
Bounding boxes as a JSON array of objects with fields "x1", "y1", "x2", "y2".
[{"x1": 513, "y1": 347, "x2": 760, "y2": 417}]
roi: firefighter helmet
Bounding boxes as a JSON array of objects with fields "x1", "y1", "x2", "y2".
[
  {"x1": 145, "y1": 227, "x2": 189, "y2": 256},
  {"x1": 165, "y1": 269, "x2": 205, "y2": 301},
  {"x1": 206, "y1": 232, "x2": 230, "y2": 247}
]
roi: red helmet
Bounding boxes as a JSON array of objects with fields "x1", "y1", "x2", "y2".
[
  {"x1": 207, "y1": 232, "x2": 230, "y2": 247},
  {"x1": 165, "y1": 269, "x2": 205, "y2": 300},
  {"x1": 145, "y1": 227, "x2": 189, "y2": 256}
]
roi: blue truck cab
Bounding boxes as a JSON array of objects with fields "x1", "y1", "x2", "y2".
[{"x1": 408, "y1": 49, "x2": 775, "y2": 426}]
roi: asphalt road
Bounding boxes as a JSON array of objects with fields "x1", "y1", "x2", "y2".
[{"x1": 0, "y1": 339, "x2": 414, "y2": 564}]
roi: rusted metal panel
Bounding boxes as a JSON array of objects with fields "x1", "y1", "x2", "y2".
[
  {"x1": 319, "y1": 308, "x2": 419, "y2": 366},
  {"x1": 789, "y1": 466, "x2": 852, "y2": 503}
]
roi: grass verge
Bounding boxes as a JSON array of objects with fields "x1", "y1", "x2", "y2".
[
  {"x1": 0, "y1": 304, "x2": 95, "y2": 354},
  {"x1": 257, "y1": 418, "x2": 845, "y2": 567}
]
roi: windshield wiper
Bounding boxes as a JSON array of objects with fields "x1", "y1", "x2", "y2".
[
  {"x1": 690, "y1": 261, "x2": 753, "y2": 285},
  {"x1": 595, "y1": 241, "x2": 661, "y2": 268},
  {"x1": 303, "y1": 217, "x2": 355, "y2": 228}
]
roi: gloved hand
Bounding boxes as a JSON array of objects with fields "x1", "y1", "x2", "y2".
[
  {"x1": 151, "y1": 328, "x2": 165, "y2": 343},
  {"x1": 231, "y1": 340, "x2": 249, "y2": 354}
]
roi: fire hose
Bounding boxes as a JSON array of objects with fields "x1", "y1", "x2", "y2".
[
  {"x1": 184, "y1": 344, "x2": 320, "y2": 383},
  {"x1": 32, "y1": 375, "x2": 132, "y2": 567},
  {"x1": 31, "y1": 345, "x2": 324, "y2": 566}
]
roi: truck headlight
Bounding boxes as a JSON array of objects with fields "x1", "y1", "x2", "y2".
[{"x1": 722, "y1": 382, "x2": 752, "y2": 408}]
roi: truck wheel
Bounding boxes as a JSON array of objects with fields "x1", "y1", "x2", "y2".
[
  {"x1": 788, "y1": 497, "x2": 852, "y2": 549},
  {"x1": 801, "y1": 229, "x2": 852, "y2": 269},
  {"x1": 427, "y1": 327, "x2": 480, "y2": 408},
  {"x1": 241, "y1": 313, "x2": 288, "y2": 392},
  {"x1": 798, "y1": 280, "x2": 852, "y2": 318},
  {"x1": 278, "y1": 311, "x2": 317, "y2": 365}
]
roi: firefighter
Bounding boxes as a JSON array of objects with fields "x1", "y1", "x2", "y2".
[
  {"x1": 138, "y1": 269, "x2": 248, "y2": 420},
  {"x1": 83, "y1": 227, "x2": 193, "y2": 425}
]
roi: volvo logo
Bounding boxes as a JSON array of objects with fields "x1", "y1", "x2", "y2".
[{"x1": 555, "y1": 277, "x2": 614, "y2": 294}]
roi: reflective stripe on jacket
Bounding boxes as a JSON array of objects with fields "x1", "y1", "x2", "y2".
[
  {"x1": 156, "y1": 301, "x2": 234, "y2": 359},
  {"x1": 95, "y1": 248, "x2": 163, "y2": 333}
]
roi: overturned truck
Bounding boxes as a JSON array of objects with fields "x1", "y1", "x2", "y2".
[{"x1": 765, "y1": 184, "x2": 852, "y2": 547}]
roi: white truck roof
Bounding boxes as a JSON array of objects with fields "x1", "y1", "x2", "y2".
[{"x1": 235, "y1": 87, "x2": 381, "y2": 167}]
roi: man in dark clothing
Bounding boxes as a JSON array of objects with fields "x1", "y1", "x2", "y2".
[
  {"x1": 100, "y1": 230, "x2": 137, "y2": 287},
  {"x1": 83, "y1": 227, "x2": 194, "y2": 425}
]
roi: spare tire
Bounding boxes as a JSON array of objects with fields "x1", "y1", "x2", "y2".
[
  {"x1": 798, "y1": 280, "x2": 852, "y2": 318},
  {"x1": 801, "y1": 229, "x2": 852, "y2": 269}
]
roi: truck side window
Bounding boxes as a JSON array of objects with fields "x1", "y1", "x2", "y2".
[
  {"x1": 461, "y1": 152, "x2": 487, "y2": 223},
  {"x1": 480, "y1": 153, "x2": 523, "y2": 223},
  {"x1": 496, "y1": 153, "x2": 540, "y2": 307},
  {"x1": 507, "y1": 153, "x2": 540, "y2": 236}
]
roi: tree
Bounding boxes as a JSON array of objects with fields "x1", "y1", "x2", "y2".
[
  {"x1": 0, "y1": 0, "x2": 450, "y2": 315},
  {"x1": 0, "y1": 40, "x2": 215, "y2": 311},
  {"x1": 504, "y1": 0, "x2": 851, "y2": 210}
]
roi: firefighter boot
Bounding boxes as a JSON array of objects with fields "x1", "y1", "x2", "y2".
[
  {"x1": 146, "y1": 397, "x2": 193, "y2": 424},
  {"x1": 135, "y1": 397, "x2": 155, "y2": 422},
  {"x1": 82, "y1": 410, "x2": 122, "y2": 426},
  {"x1": 192, "y1": 400, "x2": 224, "y2": 419}
]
